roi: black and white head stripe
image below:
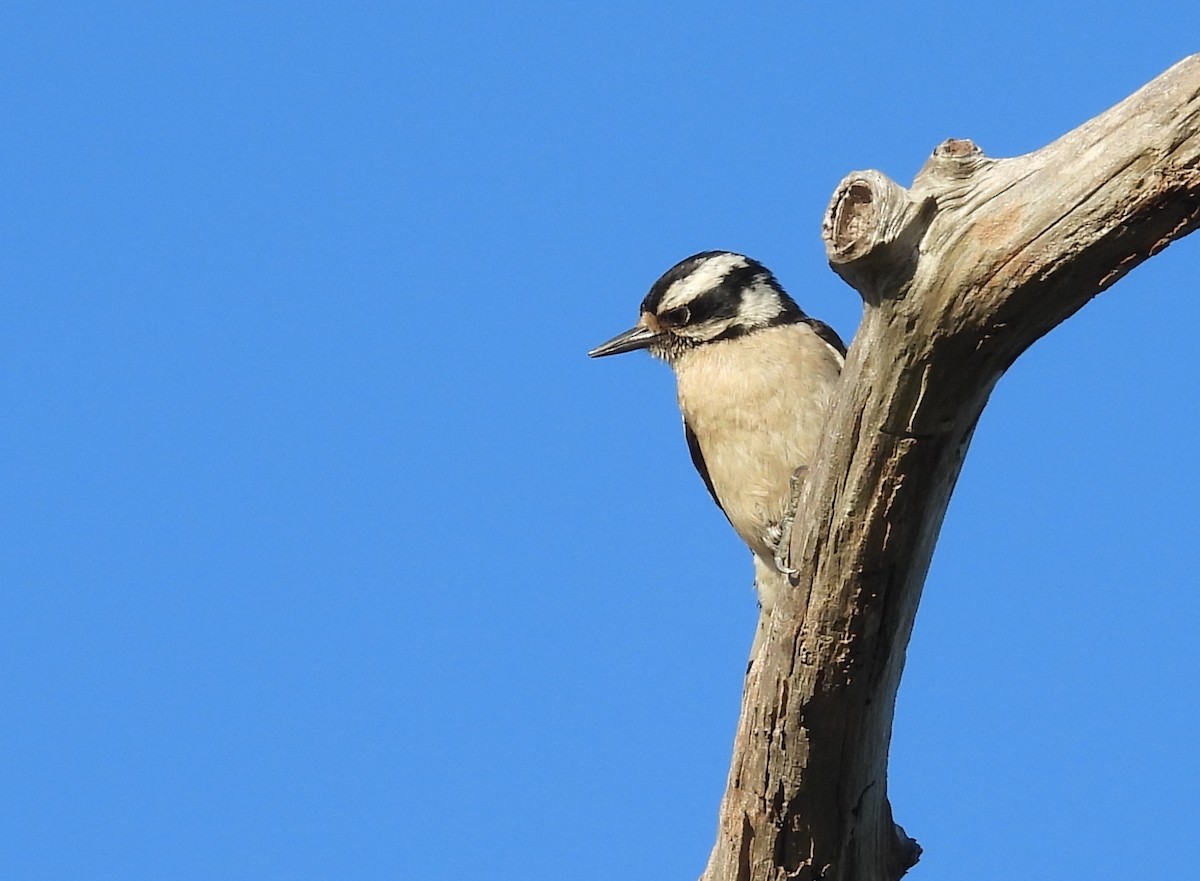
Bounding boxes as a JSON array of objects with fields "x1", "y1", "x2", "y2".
[{"x1": 641, "y1": 251, "x2": 804, "y2": 341}]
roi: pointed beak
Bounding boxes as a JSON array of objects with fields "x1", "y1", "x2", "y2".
[{"x1": 588, "y1": 318, "x2": 661, "y2": 358}]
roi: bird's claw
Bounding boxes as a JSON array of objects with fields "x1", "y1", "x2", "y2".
[{"x1": 771, "y1": 466, "x2": 809, "y2": 580}]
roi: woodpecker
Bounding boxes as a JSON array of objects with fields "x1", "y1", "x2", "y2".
[{"x1": 589, "y1": 250, "x2": 846, "y2": 656}]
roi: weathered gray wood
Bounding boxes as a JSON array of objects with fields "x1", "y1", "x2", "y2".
[{"x1": 703, "y1": 56, "x2": 1200, "y2": 881}]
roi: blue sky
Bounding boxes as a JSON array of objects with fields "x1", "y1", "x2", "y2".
[{"x1": 3, "y1": 3, "x2": 1198, "y2": 879}]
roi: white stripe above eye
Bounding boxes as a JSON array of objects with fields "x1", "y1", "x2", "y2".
[{"x1": 658, "y1": 253, "x2": 749, "y2": 311}]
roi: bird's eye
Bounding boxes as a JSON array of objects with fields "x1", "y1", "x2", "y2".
[{"x1": 662, "y1": 306, "x2": 691, "y2": 326}]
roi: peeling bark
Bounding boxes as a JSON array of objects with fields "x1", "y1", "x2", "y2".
[{"x1": 702, "y1": 55, "x2": 1200, "y2": 881}]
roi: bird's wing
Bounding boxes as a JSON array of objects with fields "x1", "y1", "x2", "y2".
[
  {"x1": 684, "y1": 418, "x2": 730, "y2": 521},
  {"x1": 801, "y1": 317, "x2": 848, "y2": 360}
]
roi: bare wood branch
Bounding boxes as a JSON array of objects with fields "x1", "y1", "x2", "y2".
[{"x1": 703, "y1": 55, "x2": 1200, "y2": 881}]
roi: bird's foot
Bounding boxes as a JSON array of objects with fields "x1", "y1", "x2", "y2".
[{"x1": 770, "y1": 466, "x2": 809, "y2": 579}]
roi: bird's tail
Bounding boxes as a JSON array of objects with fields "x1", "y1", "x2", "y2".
[{"x1": 749, "y1": 556, "x2": 790, "y2": 666}]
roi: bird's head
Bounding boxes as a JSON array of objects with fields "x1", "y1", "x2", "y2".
[{"x1": 588, "y1": 250, "x2": 802, "y2": 363}]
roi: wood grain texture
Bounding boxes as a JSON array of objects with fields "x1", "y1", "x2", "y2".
[{"x1": 702, "y1": 55, "x2": 1200, "y2": 881}]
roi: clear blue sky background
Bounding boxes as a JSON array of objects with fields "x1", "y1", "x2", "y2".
[{"x1": 3, "y1": 3, "x2": 1197, "y2": 879}]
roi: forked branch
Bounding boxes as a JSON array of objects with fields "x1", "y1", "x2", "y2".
[{"x1": 703, "y1": 55, "x2": 1200, "y2": 881}]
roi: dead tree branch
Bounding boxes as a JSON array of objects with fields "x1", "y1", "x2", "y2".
[{"x1": 703, "y1": 55, "x2": 1200, "y2": 881}]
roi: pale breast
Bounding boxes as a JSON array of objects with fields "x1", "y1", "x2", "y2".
[{"x1": 673, "y1": 324, "x2": 842, "y2": 560}]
